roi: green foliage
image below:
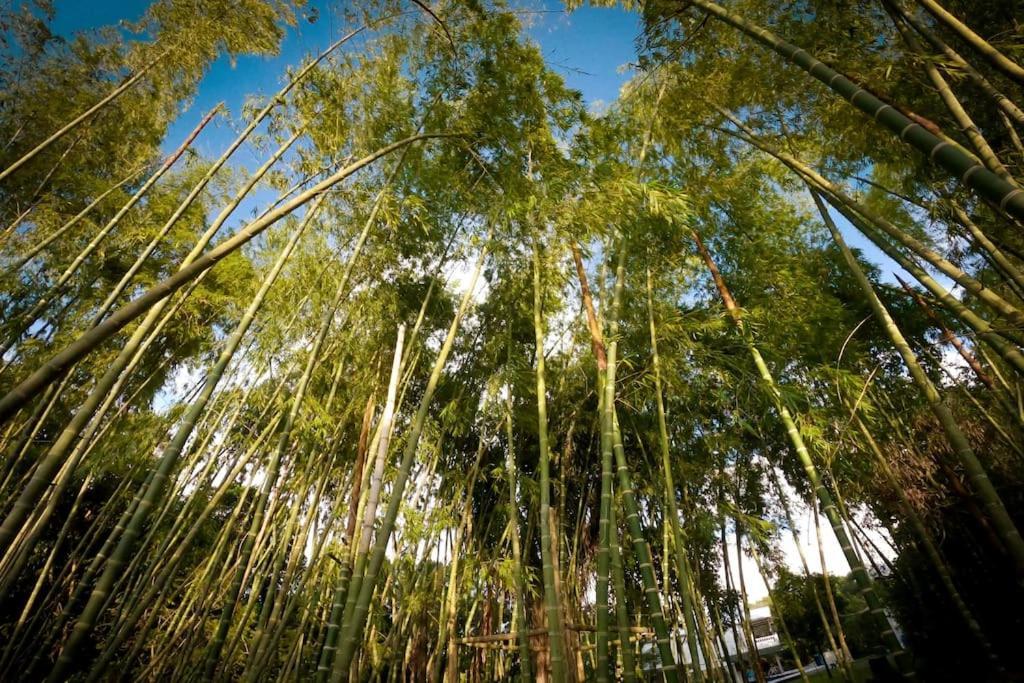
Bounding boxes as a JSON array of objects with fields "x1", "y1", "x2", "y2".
[{"x1": 2, "y1": 1, "x2": 1024, "y2": 680}]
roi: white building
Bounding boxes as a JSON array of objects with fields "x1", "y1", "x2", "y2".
[{"x1": 640, "y1": 605, "x2": 837, "y2": 682}]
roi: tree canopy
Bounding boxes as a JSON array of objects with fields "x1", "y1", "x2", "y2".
[{"x1": 1, "y1": 0, "x2": 1023, "y2": 681}]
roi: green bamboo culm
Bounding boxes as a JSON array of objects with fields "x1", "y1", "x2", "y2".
[
  {"x1": 573, "y1": 239, "x2": 613, "y2": 682},
  {"x1": 609, "y1": 490, "x2": 638, "y2": 683},
  {"x1": 531, "y1": 237, "x2": 568, "y2": 683},
  {"x1": 0, "y1": 127, "x2": 297, "y2": 592},
  {"x1": 691, "y1": 229, "x2": 916, "y2": 679},
  {"x1": 914, "y1": 0, "x2": 1024, "y2": 85},
  {"x1": 436, "y1": 438, "x2": 486, "y2": 683},
  {"x1": 314, "y1": 394, "x2": 376, "y2": 683},
  {"x1": 504, "y1": 387, "x2": 534, "y2": 683},
  {"x1": 604, "y1": 246, "x2": 679, "y2": 682},
  {"x1": 688, "y1": 0, "x2": 1024, "y2": 220},
  {"x1": 329, "y1": 240, "x2": 488, "y2": 681},
  {"x1": 201, "y1": 177, "x2": 383, "y2": 679},
  {"x1": 610, "y1": 411, "x2": 681, "y2": 682},
  {"x1": 714, "y1": 107, "x2": 1024, "y2": 379},
  {"x1": 0, "y1": 50, "x2": 168, "y2": 184},
  {"x1": 748, "y1": 544, "x2": 810, "y2": 683},
  {"x1": 0, "y1": 105, "x2": 220, "y2": 355},
  {"x1": 833, "y1": 199, "x2": 1024, "y2": 376},
  {"x1": 43, "y1": 196, "x2": 325, "y2": 683},
  {"x1": 713, "y1": 106, "x2": 1024, "y2": 333},
  {"x1": 0, "y1": 133, "x2": 447, "y2": 425},
  {"x1": 852, "y1": 414, "x2": 1004, "y2": 675},
  {"x1": 811, "y1": 188, "x2": 1024, "y2": 584},
  {"x1": 647, "y1": 266, "x2": 703, "y2": 681},
  {"x1": 596, "y1": 365, "x2": 614, "y2": 682},
  {"x1": 312, "y1": 146, "x2": 421, "y2": 682}
]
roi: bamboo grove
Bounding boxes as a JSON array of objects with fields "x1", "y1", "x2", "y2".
[{"x1": 2, "y1": 0, "x2": 1024, "y2": 680}]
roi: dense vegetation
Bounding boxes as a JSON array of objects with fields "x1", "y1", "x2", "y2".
[{"x1": 1, "y1": 0, "x2": 1023, "y2": 680}]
